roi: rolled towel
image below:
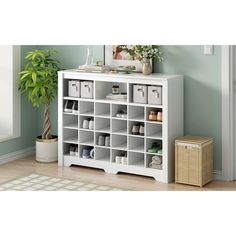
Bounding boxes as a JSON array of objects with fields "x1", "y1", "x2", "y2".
[
  {"x1": 152, "y1": 156, "x2": 162, "y2": 165},
  {"x1": 149, "y1": 162, "x2": 162, "y2": 169}
]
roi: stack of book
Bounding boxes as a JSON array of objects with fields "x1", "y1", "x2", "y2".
[
  {"x1": 77, "y1": 65, "x2": 110, "y2": 73},
  {"x1": 106, "y1": 93, "x2": 127, "y2": 101}
]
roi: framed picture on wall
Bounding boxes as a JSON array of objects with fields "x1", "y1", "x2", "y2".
[{"x1": 104, "y1": 45, "x2": 142, "y2": 72}]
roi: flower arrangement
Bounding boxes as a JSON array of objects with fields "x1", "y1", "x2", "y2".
[{"x1": 118, "y1": 45, "x2": 163, "y2": 63}]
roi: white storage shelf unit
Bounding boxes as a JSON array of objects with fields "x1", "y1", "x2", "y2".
[{"x1": 58, "y1": 70, "x2": 183, "y2": 183}]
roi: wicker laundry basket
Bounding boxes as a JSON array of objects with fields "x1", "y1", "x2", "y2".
[{"x1": 175, "y1": 136, "x2": 213, "y2": 187}]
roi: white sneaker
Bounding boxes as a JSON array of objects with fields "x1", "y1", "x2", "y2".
[
  {"x1": 89, "y1": 120, "x2": 94, "y2": 130},
  {"x1": 121, "y1": 156, "x2": 127, "y2": 165},
  {"x1": 82, "y1": 119, "x2": 89, "y2": 129}
]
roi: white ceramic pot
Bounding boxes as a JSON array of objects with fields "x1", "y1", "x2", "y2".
[{"x1": 36, "y1": 136, "x2": 58, "y2": 163}]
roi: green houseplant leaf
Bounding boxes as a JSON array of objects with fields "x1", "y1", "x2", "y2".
[{"x1": 18, "y1": 49, "x2": 61, "y2": 139}]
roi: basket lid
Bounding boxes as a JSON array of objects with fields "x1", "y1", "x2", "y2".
[{"x1": 175, "y1": 135, "x2": 213, "y2": 145}]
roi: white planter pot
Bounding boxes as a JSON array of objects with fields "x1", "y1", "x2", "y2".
[{"x1": 36, "y1": 136, "x2": 58, "y2": 163}]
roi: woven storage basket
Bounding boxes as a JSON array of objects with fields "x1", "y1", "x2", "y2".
[{"x1": 175, "y1": 136, "x2": 213, "y2": 187}]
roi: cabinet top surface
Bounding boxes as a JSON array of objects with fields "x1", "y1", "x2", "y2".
[{"x1": 58, "y1": 69, "x2": 183, "y2": 81}]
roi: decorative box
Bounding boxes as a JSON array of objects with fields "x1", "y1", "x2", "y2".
[
  {"x1": 81, "y1": 81, "x2": 93, "y2": 99},
  {"x1": 175, "y1": 136, "x2": 213, "y2": 187},
  {"x1": 68, "y1": 80, "x2": 80, "y2": 97},
  {"x1": 148, "y1": 86, "x2": 162, "y2": 105},
  {"x1": 133, "y1": 85, "x2": 147, "y2": 104}
]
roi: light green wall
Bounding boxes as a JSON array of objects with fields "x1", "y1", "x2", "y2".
[
  {"x1": 155, "y1": 46, "x2": 222, "y2": 170},
  {"x1": 1, "y1": 45, "x2": 222, "y2": 171},
  {"x1": 0, "y1": 46, "x2": 38, "y2": 156}
]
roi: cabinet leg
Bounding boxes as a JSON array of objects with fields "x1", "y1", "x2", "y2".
[
  {"x1": 154, "y1": 176, "x2": 160, "y2": 182},
  {"x1": 64, "y1": 162, "x2": 72, "y2": 167},
  {"x1": 104, "y1": 167, "x2": 118, "y2": 175}
]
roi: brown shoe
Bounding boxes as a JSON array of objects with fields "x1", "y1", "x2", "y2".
[{"x1": 148, "y1": 111, "x2": 157, "y2": 121}]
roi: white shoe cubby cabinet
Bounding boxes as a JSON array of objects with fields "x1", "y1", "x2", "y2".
[{"x1": 58, "y1": 70, "x2": 183, "y2": 183}]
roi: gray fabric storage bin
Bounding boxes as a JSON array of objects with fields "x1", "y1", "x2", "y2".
[
  {"x1": 133, "y1": 85, "x2": 147, "y2": 104},
  {"x1": 81, "y1": 81, "x2": 94, "y2": 99},
  {"x1": 148, "y1": 86, "x2": 162, "y2": 105},
  {"x1": 68, "y1": 80, "x2": 81, "y2": 97}
]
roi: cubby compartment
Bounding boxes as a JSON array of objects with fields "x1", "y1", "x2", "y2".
[
  {"x1": 63, "y1": 143, "x2": 79, "y2": 157},
  {"x1": 63, "y1": 129, "x2": 78, "y2": 144},
  {"x1": 63, "y1": 113, "x2": 78, "y2": 130},
  {"x1": 128, "y1": 121, "x2": 145, "y2": 136},
  {"x1": 112, "y1": 149, "x2": 127, "y2": 165},
  {"x1": 146, "y1": 139, "x2": 162, "y2": 155},
  {"x1": 95, "y1": 147, "x2": 110, "y2": 162},
  {"x1": 112, "y1": 134, "x2": 127, "y2": 150},
  {"x1": 79, "y1": 116, "x2": 94, "y2": 130},
  {"x1": 112, "y1": 104, "x2": 127, "y2": 119},
  {"x1": 95, "y1": 103, "x2": 110, "y2": 117},
  {"x1": 146, "y1": 123, "x2": 162, "y2": 139},
  {"x1": 79, "y1": 101, "x2": 94, "y2": 116},
  {"x1": 95, "y1": 132, "x2": 110, "y2": 147},
  {"x1": 95, "y1": 117, "x2": 110, "y2": 133},
  {"x1": 112, "y1": 119, "x2": 127, "y2": 135},
  {"x1": 128, "y1": 105, "x2": 144, "y2": 121},
  {"x1": 129, "y1": 136, "x2": 144, "y2": 152},
  {"x1": 146, "y1": 154, "x2": 163, "y2": 170},
  {"x1": 146, "y1": 107, "x2": 163, "y2": 123},
  {"x1": 95, "y1": 81, "x2": 127, "y2": 102},
  {"x1": 128, "y1": 152, "x2": 144, "y2": 167},
  {"x1": 79, "y1": 130, "x2": 94, "y2": 146},
  {"x1": 80, "y1": 145, "x2": 94, "y2": 159},
  {"x1": 63, "y1": 99, "x2": 78, "y2": 114}
]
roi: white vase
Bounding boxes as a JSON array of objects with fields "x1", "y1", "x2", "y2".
[{"x1": 36, "y1": 136, "x2": 58, "y2": 162}]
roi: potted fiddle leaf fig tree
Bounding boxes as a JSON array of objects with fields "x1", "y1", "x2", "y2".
[{"x1": 19, "y1": 49, "x2": 61, "y2": 162}]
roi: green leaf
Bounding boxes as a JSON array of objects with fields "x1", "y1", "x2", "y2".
[
  {"x1": 41, "y1": 87, "x2": 46, "y2": 97},
  {"x1": 32, "y1": 72, "x2": 37, "y2": 85},
  {"x1": 19, "y1": 72, "x2": 30, "y2": 81}
]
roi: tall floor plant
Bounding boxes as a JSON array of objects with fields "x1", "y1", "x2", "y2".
[{"x1": 19, "y1": 50, "x2": 61, "y2": 139}]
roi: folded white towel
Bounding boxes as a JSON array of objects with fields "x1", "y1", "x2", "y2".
[
  {"x1": 149, "y1": 162, "x2": 162, "y2": 170},
  {"x1": 152, "y1": 156, "x2": 162, "y2": 165}
]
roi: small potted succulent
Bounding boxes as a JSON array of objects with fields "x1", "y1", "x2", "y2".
[{"x1": 18, "y1": 49, "x2": 61, "y2": 162}]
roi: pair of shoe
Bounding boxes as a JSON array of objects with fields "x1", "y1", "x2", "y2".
[
  {"x1": 82, "y1": 146, "x2": 94, "y2": 159},
  {"x1": 64, "y1": 100, "x2": 78, "y2": 114},
  {"x1": 82, "y1": 118, "x2": 94, "y2": 130},
  {"x1": 69, "y1": 145, "x2": 78, "y2": 156},
  {"x1": 131, "y1": 123, "x2": 144, "y2": 136},
  {"x1": 148, "y1": 111, "x2": 162, "y2": 122},
  {"x1": 149, "y1": 156, "x2": 162, "y2": 169},
  {"x1": 147, "y1": 142, "x2": 162, "y2": 154},
  {"x1": 116, "y1": 106, "x2": 127, "y2": 118},
  {"x1": 97, "y1": 135, "x2": 110, "y2": 147},
  {"x1": 115, "y1": 152, "x2": 127, "y2": 165}
]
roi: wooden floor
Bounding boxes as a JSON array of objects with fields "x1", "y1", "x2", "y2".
[{"x1": 0, "y1": 155, "x2": 236, "y2": 190}]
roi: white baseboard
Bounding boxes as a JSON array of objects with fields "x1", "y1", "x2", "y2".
[
  {"x1": 213, "y1": 170, "x2": 225, "y2": 181},
  {"x1": 0, "y1": 146, "x2": 35, "y2": 165}
]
